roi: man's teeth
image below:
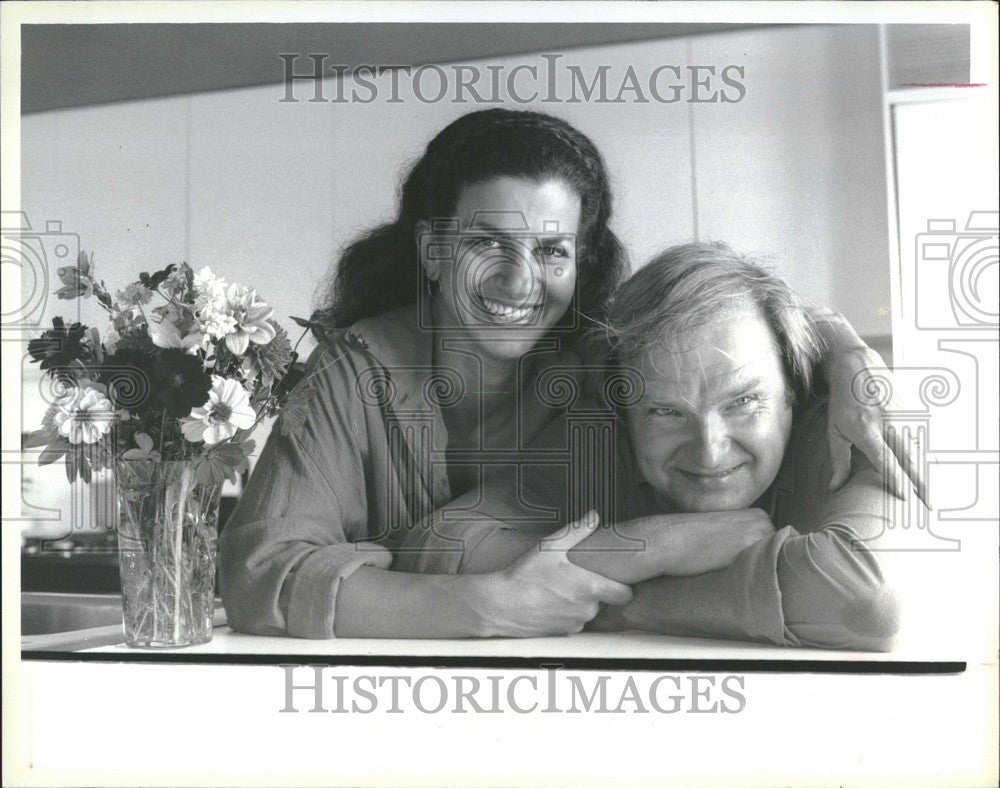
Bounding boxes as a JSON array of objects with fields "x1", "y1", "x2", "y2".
[{"x1": 480, "y1": 297, "x2": 535, "y2": 321}]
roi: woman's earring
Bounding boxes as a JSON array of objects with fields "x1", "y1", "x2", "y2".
[{"x1": 426, "y1": 276, "x2": 439, "y2": 299}]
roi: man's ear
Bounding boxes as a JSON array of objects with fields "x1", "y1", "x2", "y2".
[{"x1": 415, "y1": 219, "x2": 440, "y2": 281}]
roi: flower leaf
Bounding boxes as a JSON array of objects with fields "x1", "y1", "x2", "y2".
[
  {"x1": 23, "y1": 428, "x2": 55, "y2": 449},
  {"x1": 290, "y1": 315, "x2": 329, "y2": 343},
  {"x1": 38, "y1": 438, "x2": 71, "y2": 465}
]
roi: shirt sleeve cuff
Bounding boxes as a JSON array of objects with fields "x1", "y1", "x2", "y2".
[
  {"x1": 730, "y1": 525, "x2": 794, "y2": 645},
  {"x1": 284, "y1": 542, "x2": 393, "y2": 638}
]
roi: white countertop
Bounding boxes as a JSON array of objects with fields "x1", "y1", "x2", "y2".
[{"x1": 76, "y1": 622, "x2": 960, "y2": 664}]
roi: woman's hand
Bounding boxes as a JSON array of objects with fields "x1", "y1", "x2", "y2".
[
  {"x1": 823, "y1": 345, "x2": 928, "y2": 505},
  {"x1": 472, "y1": 511, "x2": 634, "y2": 638}
]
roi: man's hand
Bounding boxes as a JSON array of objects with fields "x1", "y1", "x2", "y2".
[{"x1": 655, "y1": 507, "x2": 775, "y2": 576}]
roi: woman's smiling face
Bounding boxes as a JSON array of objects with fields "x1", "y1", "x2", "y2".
[
  {"x1": 625, "y1": 305, "x2": 794, "y2": 513},
  {"x1": 422, "y1": 176, "x2": 581, "y2": 361}
]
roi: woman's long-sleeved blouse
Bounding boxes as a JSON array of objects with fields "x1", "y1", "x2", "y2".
[{"x1": 218, "y1": 302, "x2": 585, "y2": 637}]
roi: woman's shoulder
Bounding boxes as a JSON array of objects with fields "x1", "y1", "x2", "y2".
[
  {"x1": 789, "y1": 395, "x2": 830, "y2": 452},
  {"x1": 278, "y1": 303, "x2": 429, "y2": 434}
]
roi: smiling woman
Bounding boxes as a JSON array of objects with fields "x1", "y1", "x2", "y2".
[{"x1": 218, "y1": 109, "x2": 636, "y2": 639}]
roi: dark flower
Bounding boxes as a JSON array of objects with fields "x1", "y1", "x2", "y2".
[
  {"x1": 28, "y1": 317, "x2": 90, "y2": 375},
  {"x1": 102, "y1": 347, "x2": 211, "y2": 418},
  {"x1": 151, "y1": 349, "x2": 212, "y2": 418},
  {"x1": 138, "y1": 264, "x2": 177, "y2": 292},
  {"x1": 111, "y1": 321, "x2": 156, "y2": 354},
  {"x1": 101, "y1": 348, "x2": 156, "y2": 411}
]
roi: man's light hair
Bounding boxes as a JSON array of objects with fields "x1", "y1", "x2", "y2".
[{"x1": 606, "y1": 242, "x2": 825, "y2": 402}]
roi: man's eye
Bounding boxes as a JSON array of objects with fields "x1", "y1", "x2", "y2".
[
  {"x1": 729, "y1": 395, "x2": 760, "y2": 410},
  {"x1": 649, "y1": 407, "x2": 682, "y2": 418},
  {"x1": 473, "y1": 237, "x2": 503, "y2": 250}
]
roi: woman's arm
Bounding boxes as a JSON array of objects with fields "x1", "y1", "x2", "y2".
[
  {"x1": 810, "y1": 309, "x2": 926, "y2": 504},
  {"x1": 222, "y1": 445, "x2": 632, "y2": 639},
  {"x1": 333, "y1": 513, "x2": 632, "y2": 638},
  {"x1": 219, "y1": 345, "x2": 631, "y2": 639}
]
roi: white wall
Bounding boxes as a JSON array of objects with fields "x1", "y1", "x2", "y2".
[
  {"x1": 22, "y1": 24, "x2": 891, "y2": 349},
  {"x1": 690, "y1": 25, "x2": 890, "y2": 335}
]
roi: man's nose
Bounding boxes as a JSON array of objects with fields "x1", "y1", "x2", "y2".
[{"x1": 692, "y1": 415, "x2": 731, "y2": 468}]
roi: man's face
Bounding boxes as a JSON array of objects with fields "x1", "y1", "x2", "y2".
[{"x1": 625, "y1": 306, "x2": 794, "y2": 512}]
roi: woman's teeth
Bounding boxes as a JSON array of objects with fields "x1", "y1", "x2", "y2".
[{"x1": 479, "y1": 297, "x2": 536, "y2": 321}]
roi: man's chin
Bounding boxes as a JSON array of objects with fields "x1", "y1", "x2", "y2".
[{"x1": 672, "y1": 491, "x2": 757, "y2": 514}]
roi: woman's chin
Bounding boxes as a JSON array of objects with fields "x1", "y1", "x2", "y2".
[{"x1": 456, "y1": 322, "x2": 557, "y2": 358}]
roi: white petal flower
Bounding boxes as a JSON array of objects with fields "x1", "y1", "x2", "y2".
[
  {"x1": 203, "y1": 312, "x2": 238, "y2": 340},
  {"x1": 147, "y1": 307, "x2": 185, "y2": 349},
  {"x1": 103, "y1": 327, "x2": 121, "y2": 355},
  {"x1": 193, "y1": 266, "x2": 229, "y2": 318},
  {"x1": 193, "y1": 266, "x2": 226, "y2": 296},
  {"x1": 179, "y1": 376, "x2": 256, "y2": 446},
  {"x1": 52, "y1": 387, "x2": 116, "y2": 445},
  {"x1": 181, "y1": 329, "x2": 211, "y2": 354},
  {"x1": 223, "y1": 284, "x2": 275, "y2": 355}
]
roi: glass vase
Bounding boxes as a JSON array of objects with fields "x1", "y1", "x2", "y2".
[{"x1": 115, "y1": 459, "x2": 222, "y2": 648}]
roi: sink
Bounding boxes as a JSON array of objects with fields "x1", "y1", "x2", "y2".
[
  {"x1": 21, "y1": 592, "x2": 124, "y2": 636},
  {"x1": 21, "y1": 592, "x2": 228, "y2": 652}
]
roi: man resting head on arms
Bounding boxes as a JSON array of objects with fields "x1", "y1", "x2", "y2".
[{"x1": 397, "y1": 243, "x2": 905, "y2": 650}]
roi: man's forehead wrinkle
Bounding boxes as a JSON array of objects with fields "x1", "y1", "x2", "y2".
[{"x1": 714, "y1": 344, "x2": 739, "y2": 364}]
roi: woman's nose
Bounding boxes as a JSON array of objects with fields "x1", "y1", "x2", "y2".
[{"x1": 482, "y1": 246, "x2": 539, "y2": 301}]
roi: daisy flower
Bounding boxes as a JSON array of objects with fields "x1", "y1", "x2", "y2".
[
  {"x1": 52, "y1": 387, "x2": 116, "y2": 445},
  {"x1": 180, "y1": 376, "x2": 255, "y2": 445}
]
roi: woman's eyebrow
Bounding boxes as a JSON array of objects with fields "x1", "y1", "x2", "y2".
[
  {"x1": 467, "y1": 222, "x2": 506, "y2": 236},
  {"x1": 471, "y1": 222, "x2": 573, "y2": 242}
]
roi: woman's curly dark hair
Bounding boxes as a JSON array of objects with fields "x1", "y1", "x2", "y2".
[{"x1": 312, "y1": 109, "x2": 627, "y2": 342}]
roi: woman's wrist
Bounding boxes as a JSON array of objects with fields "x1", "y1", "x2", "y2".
[{"x1": 449, "y1": 572, "x2": 506, "y2": 638}]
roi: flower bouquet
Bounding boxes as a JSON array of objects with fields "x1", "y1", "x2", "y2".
[{"x1": 25, "y1": 252, "x2": 305, "y2": 647}]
